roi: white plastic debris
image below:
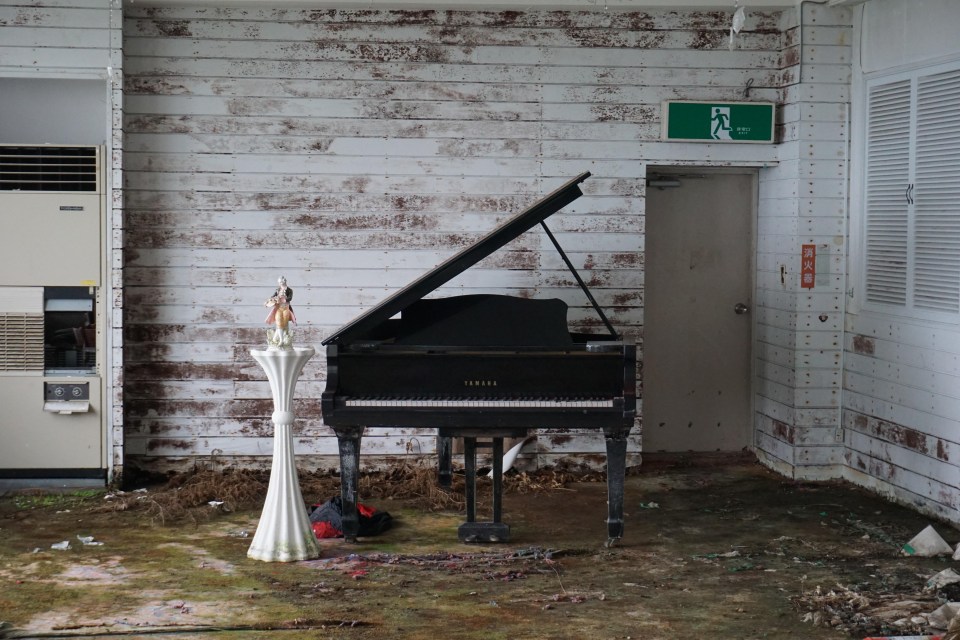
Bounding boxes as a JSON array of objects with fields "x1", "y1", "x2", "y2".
[
  {"x1": 901, "y1": 525, "x2": 953, "y2": 556},
  {"x1": 51, "y1": 541, "x2": 71, "y2": 550},
  {"x1": 925, "y1": 568, "x2": 960, "y2": 592},
  {"x1": 928, "y1": 602, "x2": 960, "y2": 630},
  {"x1": 208, "y1": 500, "x2": 224, "y2": 507},
  {"x1": 729, "y1": 2, "x2": 746, "y2": 50},
  {"x1": 77, "y1": 535, "x2": 103, "y2": 547},
  {"x1": 487, "y1": 436, "x2": 535, "y2": 478}
]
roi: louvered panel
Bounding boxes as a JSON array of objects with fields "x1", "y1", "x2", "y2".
[
  {"x1": 914, "y1": 68, "x2": 960, "y2": 313},
  {"x1": 0, "y1": 145, "x2": 99, "y2": 193},
  {"x1": 864, "y1": 79, "x2": 911, "y2": 307},
  {"x1": 0, "y1": 313, "x2": 44, "y2": 372}
]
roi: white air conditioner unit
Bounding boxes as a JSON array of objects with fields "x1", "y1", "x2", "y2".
[{"x1": 0, "y1": 144, "x2": 105, "y2": 287}]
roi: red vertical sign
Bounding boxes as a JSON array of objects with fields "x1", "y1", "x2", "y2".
[{"x1": 801, "y1": 244, "x2": 816, "y2": 289}]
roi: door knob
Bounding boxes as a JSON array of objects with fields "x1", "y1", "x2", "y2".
[{"x1": 734, "y1": 302, "x2": 749, "y2": 315}]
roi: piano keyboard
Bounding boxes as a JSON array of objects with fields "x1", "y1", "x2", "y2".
[{"x1": 345, "y1": 397, "x2": 615, "y2": 408}]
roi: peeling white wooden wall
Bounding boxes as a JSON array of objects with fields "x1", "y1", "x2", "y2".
[
  {"x1": 120, "y1": 6, "x2": 785, "y2": 473},
  {"x1": 842, "y1": 0, "x2": 960, "y2": 525},
  {"x1": 753, "y1": 4, "x2": 852, "y2": 480}
]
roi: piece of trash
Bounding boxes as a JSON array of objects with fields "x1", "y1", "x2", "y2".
[
  {"x1": 862, "y1": 636, "x2": 944, "y2": 639},
  {"x1": 487, "y1": 435, "x2": 536, "y2": 478},
  {"x1": 133, "y1": 488, "x2": 148, "y2": 493},
  {"x1": 228, "y1": 530, "x2": 249, "y2": 538},
  {"x1": 638, "y1": 502, "x2": 660, "y2": 509},
  {"x1": 728, "y1": 2, "x2": 745, "y2": 51},
  {"x1": 925, "y1": 568, "x2": 960, "y2": 591},
  {"x1": 76, "y1": 535, "x2": 103, "y2": 547},
  {"x1": 51, "y1": 541, "x2": 70, "y2": 550},
  {"x1": 902, "y1": 525, "x2": 953, "y2": 556},
  {"x1": 928, "y1": 602, "x2": 960, "y2": 630},
  {"x1": 208, "y1": 501, "x2": 224, "y2": 507}
]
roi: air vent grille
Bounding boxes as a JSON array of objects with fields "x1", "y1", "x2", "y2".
[
  {"x1": 0, "y1": 146, "x2": 99, "y2": 192},
  {"x1": 0, "y1": 313, "x2": 44, "y2": 372}
]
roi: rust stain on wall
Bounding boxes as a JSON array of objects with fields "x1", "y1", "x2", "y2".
[
  {"x1": 146, "y1": 439, "x2": 193, "y2": 452},
  {"x1": 343, "y1": 175, "x2": 371, "y2": 194},
  {"x1": 611, "y1": 253, "x2": 643, "y2": 268},
  {"x1": 612, "y1": 291, "x2": 642, "y2": 306},
  {"x1": 226, "y1": 98, "x2": 283, "y2": 116},
  {"x1": 781, "y1": 46, "x2": 801, "y2": 68},
  {"x1": 690, "y1": 30, "x2": 725, "y2": 49},
  {"x1": 126, "y1": 78, "x2": 190, "y2": 95},
  {"x1": 350, "y1": 43, "x2": 449, "y2": 64},
  {"x1": 772, "y1": 419, "x2": 795, "y2": 444},
  {"x1": 852, "y1": 335, "x2": 875, "y2": 355},
  {"x1": 6, "y1": 8, "x2": 50, "y2": 27},
  {"x1": 936, "y1": 439, "x2": 949, "y2": 461},
  {"x1": 590, "y1": 104, "x2": 656, "y2": 123},
  {"x1": 126, "y1": 363, "x2": 253, "y2": 382},
  {"x1": 862, "y1": 414, "x2": 930, "y2": 456},
  {"x1": 153, "y1": 19, "x2": 192, "y2": 37}
]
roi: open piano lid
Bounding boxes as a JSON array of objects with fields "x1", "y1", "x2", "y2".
[{"x1": 322, "y1": 171, "x2": 591, "y2": 346}]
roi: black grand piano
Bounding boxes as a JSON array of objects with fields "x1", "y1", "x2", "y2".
[{"x1": 321, "y1": 171, "x2": 637, "y2": 546}]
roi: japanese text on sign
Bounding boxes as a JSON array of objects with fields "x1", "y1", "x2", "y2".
[{"x1": 801, "y1": 244, "x2": 816, "y2": 289}]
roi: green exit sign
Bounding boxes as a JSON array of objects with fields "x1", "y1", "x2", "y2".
[{"x1": 662, "y1": 101, "x2": 775, "y2": 143}]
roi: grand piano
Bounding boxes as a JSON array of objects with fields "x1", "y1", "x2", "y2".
[{"x1": 321, "y1": 172, "x2": 637, "y2": 546}]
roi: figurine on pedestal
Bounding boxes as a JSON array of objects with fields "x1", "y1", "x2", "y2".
[
  {"x1": 247, "y1": 276, "x2": 321, "y2": 562},
  {"x1": 264, "y1": 275, "x2": 296, "y2": 349}
]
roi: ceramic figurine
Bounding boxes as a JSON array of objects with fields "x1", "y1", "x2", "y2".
[{"x1": 264, "y1": 276, "x2": 296, "y2": 349}]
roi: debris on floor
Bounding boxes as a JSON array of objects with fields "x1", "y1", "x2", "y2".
[
  {"x1": 2, "y1": 460, "x2": 957, "y2": 640},
  {"x1": 902, "y1": 525, "x2": 954, "y2": 557}
]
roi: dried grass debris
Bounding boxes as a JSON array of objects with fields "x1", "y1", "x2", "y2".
[{"x1": 95, "y1": 463, "x2": 605, "y2": 524}]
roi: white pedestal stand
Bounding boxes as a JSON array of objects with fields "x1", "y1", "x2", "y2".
[{"x1": 247, "y1": 346, "x2": 322, "y2": 562}]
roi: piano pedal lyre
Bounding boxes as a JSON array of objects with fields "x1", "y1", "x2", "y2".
[{"x1": 441, "y1": 428, "x2": 527, "y2": 543}]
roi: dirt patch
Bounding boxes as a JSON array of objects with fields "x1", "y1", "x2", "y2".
[{"x1": 1, "y1": 460, "x2": 957, "y2": 639}]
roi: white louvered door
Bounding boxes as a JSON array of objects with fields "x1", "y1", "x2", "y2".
[
  {"x1": 864, "y1": 78, "x2": 910, "y2": 307},
  {"x1": 914, "y1": 67, "x2": 960, "y2": 313},
  {"x1": 864, "y1": 60, "x2": 960, "y2": 319}
]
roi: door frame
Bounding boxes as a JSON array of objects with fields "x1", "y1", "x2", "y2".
[{"x1": 643, "y1": 165, "x2": 760, "y2": 456}]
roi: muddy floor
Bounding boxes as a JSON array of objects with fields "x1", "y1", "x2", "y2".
[{"x1": 1, "y1": 457, "x2": 958, "y2": 640}]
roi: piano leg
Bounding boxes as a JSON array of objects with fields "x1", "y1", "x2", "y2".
[
  {"x1": 463, "y1": 436, "x2": 476, "y2": 523},
  {"x1": 491, "y1": 437, "x2": 504, "y2": 524},
  {"x1": 332, "y1": 426, "x2": 364, "y2": 542},
  {"x1": 437, "y1": 435, "x2": 452, "y2": 488},
  {"x1": 603, "y1": 430, "x2": 628, "y2": 547}
]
